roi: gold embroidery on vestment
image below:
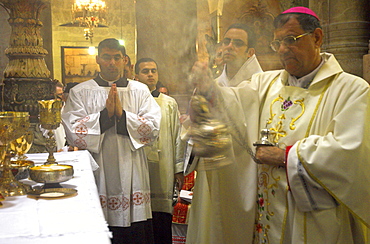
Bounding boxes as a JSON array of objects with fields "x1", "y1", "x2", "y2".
[
  {"x1": 290, "y1": 99, "x2": 305, "y2": 130},
  {"x1": 267, "y1": 95, "x2": 305, "y2": 144}
]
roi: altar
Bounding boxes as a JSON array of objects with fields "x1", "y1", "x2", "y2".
[{"x1": 0, "y1": 150, "x2": 111, "y2": 244}]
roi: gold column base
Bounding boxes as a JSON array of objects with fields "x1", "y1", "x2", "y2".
[{"x1": 0, "y1": 166, "x2": 31, "y2": 196}]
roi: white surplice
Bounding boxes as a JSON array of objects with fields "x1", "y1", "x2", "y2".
[
  {"x1": 145, "y1": 93, "x2": 184, "y2": 214},
  {"x1": 218, "y1": 53, "x2": 370, "y2": 243},
  {"x1": 62, "y1": 79, "x2": 161, "y2": 227},
  {"x1": 186, "y1": 55, "x2": 263, "y2": 244},
  {"x1": 216, "y1": 54, "x2": 263, "y2": 87}
]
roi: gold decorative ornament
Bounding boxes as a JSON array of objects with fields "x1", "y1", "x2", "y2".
[
  {"x1": 9, "y1": 131, "x2": 34, "y2": 161},
  {"x1": 0, "y1": 0, "x2": 58, "y2": 122},
  {"x1": 0, "y1": 111, "x2": 31, "y2": 196}
]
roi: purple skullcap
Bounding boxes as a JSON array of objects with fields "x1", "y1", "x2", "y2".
[{"x1": 282, "y1": 6, "x2": 320, "y2": 21}]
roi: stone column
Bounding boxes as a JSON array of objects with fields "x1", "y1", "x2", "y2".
[
  {"x1": 0, "y1": 0, "x2": 56, "y2": 122},
  {"x1": 311, "y1": 0, "x2": 370, "y2": 77},
  {"x1": 363, "y1": 41, "x2": 370, "y2": 83}
]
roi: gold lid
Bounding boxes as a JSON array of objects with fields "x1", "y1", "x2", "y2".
[{"x1": 30, "y1": 164, "x2": 72, "y2": 172}]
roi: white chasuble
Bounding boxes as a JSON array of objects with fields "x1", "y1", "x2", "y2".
[
  {"x1": 62, "y1": 79, "x2": 161, "y2": 227},
  {"x1": 251, "y1": 53, "x2": 370, "y2": 243},
  {"x1": 197, "y1": 53, "x2": 370, "y2": 243},
  {"x1": 145, "y1": 93, "x2": 184, "y2": 214}
]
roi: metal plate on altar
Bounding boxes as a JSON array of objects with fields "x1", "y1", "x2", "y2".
[{"x1": 27, "y1": 188, "x2": 77, "y2": 198}]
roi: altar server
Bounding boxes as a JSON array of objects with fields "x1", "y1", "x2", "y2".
[{"x1": 62, "y1": 38, "x2": 161, "y2": 244}]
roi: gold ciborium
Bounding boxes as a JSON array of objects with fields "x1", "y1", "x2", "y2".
[
  {"x1": 38, "y1": 99, "x2": 63, "y2": 164},
  {"x1": 0, "y1": 112, "x2": 30, "y2": 196}
]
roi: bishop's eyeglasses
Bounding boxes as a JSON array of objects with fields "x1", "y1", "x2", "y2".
[{"x1": 270, "y1": 32, "x2": 311, "y2": 52}]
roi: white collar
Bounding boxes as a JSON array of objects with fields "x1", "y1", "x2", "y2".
[
  {"x1": 217, "y1": 54, "x2": 263, "y2": 87},
  {"x1": 99, "y1": 74, "x2": 119, "y2": 87},
  {"x1": 287, "y1": 58, "x2": 325, "y2": 89}
]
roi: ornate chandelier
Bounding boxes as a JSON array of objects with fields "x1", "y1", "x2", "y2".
[
  {"x1": 73, "y1": 0, "x2": 107, "y2": 41},
  {"x1": 61, "y1": 0, "x2": 107, "y2": 42}
]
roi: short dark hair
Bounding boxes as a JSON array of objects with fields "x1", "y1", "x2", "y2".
[
  {"x1": 98, "y1": 38, "x2": 126, "y2": 56},
  {"x1": 55, "y1": 81, "x2": 64, "y2": 89},
  {"x1": 64, "y1": 82, "x2": 79, "y2": 94},
  {"x1": 126, "y1": 54, "x2": 131, "y2": 66},
  {"x1": 225, "y1": 23, "x2": 256, "y2": 48},
  {"x1": 273, "y1": 13, "x2": 322, "y2": 32},
  {"x1": 135, "y1": 58, "x2": 158, "y2": 74}
]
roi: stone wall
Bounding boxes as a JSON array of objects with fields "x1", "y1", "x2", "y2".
[{"x1": 311, "y1": 0, "x2": 370, "y2": 78}]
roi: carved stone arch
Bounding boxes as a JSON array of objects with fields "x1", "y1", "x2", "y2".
[
  {"x1": 236, "y1": 1, "x2": 282, "y2": 71},
  {"x1": 237, "y1": 3, "x2": 275, "y2": 55}
]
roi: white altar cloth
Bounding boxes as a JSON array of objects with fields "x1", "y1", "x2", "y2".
[{"x1": 0, "y1": 150, "x2": 111, "y2": 244}]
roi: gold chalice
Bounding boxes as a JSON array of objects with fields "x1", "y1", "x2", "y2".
[
  {"x1": 28, "y1": 100, "x2": 74, "y2": 191},
  {"x1": 0, "y1": 111, "x2": 31, "y2": 196},
  {"x1": 38, "y1": 99, "x2": 63, "y2": 164}
]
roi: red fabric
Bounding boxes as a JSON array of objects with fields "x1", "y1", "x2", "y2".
[
  {"x1": 182, "y1": 171, "x2": 195, "y2": 191},
  {"x1": 172, "y1": 171, "x2": 195, "y2": 224},
  {"x1": 285, "y1": 145, "x2": 293, "y2": 191},
  {"x1": 172, "y1": 235, "x2": 186, "y2": 244},
  {"x1": 172, "y1": 203, "x2": 189, "y2": 224},
  {"x1": 282, "y1": 6, "x2": 320, "y2": 20}
]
